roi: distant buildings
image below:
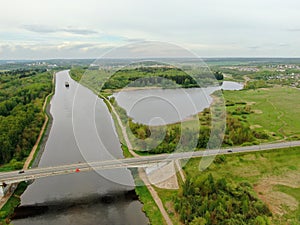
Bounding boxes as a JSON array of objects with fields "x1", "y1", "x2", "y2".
[
  {"x1": 222, "y1": 66, "x2": 260, "y2": 72},
  {"x1": 221, "y1": 64, "x2": 300, "y2": 88},
  {"x1": 276, "y1": 64, "x2": 300, "y2": 70}
]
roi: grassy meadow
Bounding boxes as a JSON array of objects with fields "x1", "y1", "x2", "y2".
[{"x1": 224, "y1": 86, "x2": 300, "y2": 141}]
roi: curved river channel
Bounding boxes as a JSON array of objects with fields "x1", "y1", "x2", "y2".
[{"x1": 13, "y1": 71, "x2": 149, "y2": 225}]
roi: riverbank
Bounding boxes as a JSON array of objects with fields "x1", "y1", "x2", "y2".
[
  {"x1": 0, "y1": 72, "x2": 55, "y2": 224},
  {"x1": 101, "y1": 95, "x2": 173, "y2": 225}
]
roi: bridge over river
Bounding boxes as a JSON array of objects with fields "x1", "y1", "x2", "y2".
[{"x1": 1, "y1": 140, "x2": 299, "y2": 189}]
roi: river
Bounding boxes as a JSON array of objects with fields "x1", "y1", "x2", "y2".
[{"x1": 13, "y1": 71, "x2": 149, "y2": 225}]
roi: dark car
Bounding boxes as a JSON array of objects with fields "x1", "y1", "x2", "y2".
[
  {"x1": 18, "y1": 170, "x2": 25, "y2": 174},
  {"x1": 227, "y1": 150, "x2": 233, "y2": 153}
]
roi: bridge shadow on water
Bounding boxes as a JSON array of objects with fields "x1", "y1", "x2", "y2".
[{"x1": 12, "y1": 189, "x2": 138, "y2": 220}]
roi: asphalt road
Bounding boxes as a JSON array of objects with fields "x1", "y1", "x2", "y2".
[{"x1": 1, "y1": 140, "x2": 299, "y2": 184}]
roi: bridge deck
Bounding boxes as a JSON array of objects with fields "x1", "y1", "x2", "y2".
[{"x1": 0, "y1": 141, "x2": 299, "y2": 185}]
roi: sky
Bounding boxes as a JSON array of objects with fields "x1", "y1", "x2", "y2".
[{"x1": 1, "y1": 0, "x2": 300, "y2": 59}]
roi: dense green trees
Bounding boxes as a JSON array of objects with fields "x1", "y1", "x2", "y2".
[
  {"x1": 127, "y1": 108, "x2": 268, "y2": 154},
  {"x1": 129, "y1": 119, "x2": 182, "y2": 153},
  {"x1": 175, "y1": 174, "x2": 271, "y2": 225},
  {"x1": 71, "y1": 66, "x2": 222, "y2": 96},
  {"x1": 100, "y1": 67, "x2": 218, "y2": 90},
  {"x1": 244, "y1": 80, "x2": 269, "y2": 90},
  {"x1": 214, "y1": 71, "x2": 224, "y2": 80},
  {"x1": 0, "y1": 69, "x2": 52, "y2": 165}
]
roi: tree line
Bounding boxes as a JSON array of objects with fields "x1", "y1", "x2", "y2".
[
  {"x1": 0, "y1": 69, "x2": 52, "y2": 166},
  {"x1": 102, "y1": 67, "x2": 223, "y2": 90},
  {"x1": 126, "y1": 107, "x2": 268, "y2": 154}
]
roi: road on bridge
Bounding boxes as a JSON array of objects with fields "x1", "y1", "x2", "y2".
[{"x1": 1, "y1": 140, "x2": 299, "y2": 185}]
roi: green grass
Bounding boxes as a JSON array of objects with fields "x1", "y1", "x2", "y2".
[
  {"x1": 224, "y1": 87, "x2": 300, "y2": 140},
  {"x1": 0, "y1": 160, "x2": 24, "y2": 172},
  {"x1": 121, "y1": 144, "x2": 133, "y2": 158},
  {"x1": 155, "y1": 187, "x2": 181, "y2": 225},
  {"x1": 101, "y1": 97, "x2": 130, "y2": 157},
  {"x1": 132, "y1": 150, "x2": 154, "y2": 156},
  {"x1": 110, "y1": 110, "x2": 126, "y2": 147},
  {"x1": 184, "y1": 147, "x2": 300, "y2": 182},
  {"x1": 0, "y1": 182, "x2": 28, "y2": 224},
  {"x1": 273, "y1": 185, "x2": 300, "y2": 223},
  {"x1": 29, "y1": 91, "x2": 54, "y2": 168},
  {"x1": 275, "y1": 186, "x2": 300, "y2": 201},
  {"x1": 133, "y1": 169, "x2": 165, "y2": 225}
]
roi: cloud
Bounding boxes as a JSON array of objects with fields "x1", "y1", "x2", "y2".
[
  {"x1": 248, "y1": 45, "x2": 261, "y2": 50},
  {"x1": 1, "y1": 0, "x2": 299, "y2": 59},
  {"x1": 286, "y1": 28, "x2": 300, "y2": 32},
  {"x1": 62, "y1": 28, "x2": 98, "y2": 35},
  {"x1": 22, "y1": 25, "x2": 57, "y2": 33},
  {"x1": 22, "y1": 24, "x2": 98, "y2": 35},
  {"x1": 124, "y1": 38, "x2": 146, "y2": 43},
  {"x1": 56, "y1": 42, "x2": 95, "y2": 50},
  {"x1": 278, "y1": 43, "x2": 289, "y2": 47},
  {"x1": 0, "y1": 42, "x2": 115, "y2": 59},
  {"x1": 102, "y1": 41, "x2": 196, "y2": 58}
]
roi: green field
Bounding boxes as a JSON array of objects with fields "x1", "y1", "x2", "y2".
[
  {"x1": 224, "y1": 87, "x2": 300, "y2": 141},
  {"x1": 157, "y1": 147, "x2": 300, "y2": 224}
]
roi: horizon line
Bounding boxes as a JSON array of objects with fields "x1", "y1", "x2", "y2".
[{"x1": 1, "y1": 56, "x2": 300, "y2": 61}]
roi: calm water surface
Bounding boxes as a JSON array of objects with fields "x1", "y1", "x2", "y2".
[{"x1": 113, "y1": 81, "x2": 243, "y2": 125}]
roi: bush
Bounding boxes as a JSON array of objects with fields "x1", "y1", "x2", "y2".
[{"x1": 214, "y1": 155, "x2": 226, "y2": 164}]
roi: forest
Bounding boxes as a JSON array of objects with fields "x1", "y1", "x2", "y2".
[
  {"x1": 0, "y1": 69, "x2": 52, "y2": 167},
  {"x1": 174, "y1": 173, "x2": 271, "y2": 224},
  {"x1": 103, "y1": 67, "x2": 223, "y2": 90},
  {"x1": 70, "y1": 66, "x2": 223, "y2": 95}
]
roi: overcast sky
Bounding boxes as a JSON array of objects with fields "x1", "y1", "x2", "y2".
[{"x1": 1, "y1": 0, "x2": 300, "y2": 59}]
